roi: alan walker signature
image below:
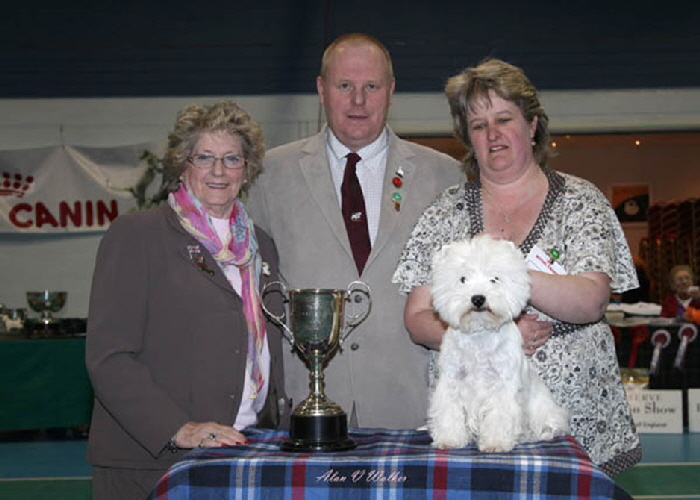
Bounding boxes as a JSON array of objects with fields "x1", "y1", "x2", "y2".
[{"x1": 316, "y1": 468, "x2": 407, "y2": 484}]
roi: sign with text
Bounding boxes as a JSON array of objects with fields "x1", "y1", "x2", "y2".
[
  {"x1": 689, "y1": 389, "x2": 700, "y2": 433},
  {"x1": 625, "y1": 388, "x2": 683, "y2": 433},
  {"x1": 0, "y1": 143, "x2": 155, "y2": 233}
]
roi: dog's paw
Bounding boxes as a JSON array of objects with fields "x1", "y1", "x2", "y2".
[
  {"x1": 432, "y1": 438, "x2": 467, "y2": 450},
  {"x1": 534, "y1": 428, "x2": 556, "y2": 442},
  {"x1": 478, "y1": 437, "x2": 516, "y2": 453},
  {"x1": 530, "y1": 406, "x2": 570, "y2": 441},
  {"x1": 479, "y1": 444, "x2": 514, "y2": 453},
  {"x1": 535, "y1": 423, "x2": 567, "y2": 441},
  {"x1": 430, "y1": 430, "x2": 470, "y2": 449}
]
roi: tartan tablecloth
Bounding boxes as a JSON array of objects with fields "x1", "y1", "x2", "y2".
[{"x1": 149, "y1": 428, "x2": 632, "y2": 500}]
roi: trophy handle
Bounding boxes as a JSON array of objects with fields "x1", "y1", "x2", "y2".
[
  {"x1": 261, "y1": 280, "x2": 294, "y2": 345},
  {"x1": 341, "y1": 281, "x2": 372, "y2": 344}
]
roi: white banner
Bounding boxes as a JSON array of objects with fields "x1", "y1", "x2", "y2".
[{"x1": 0, "y1": 143, "x2": 159, "y2": 233}]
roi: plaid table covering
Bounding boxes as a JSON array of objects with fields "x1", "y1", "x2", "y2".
[{"x1": 149, "y1": 428, "x2": 632, "y2": 500}]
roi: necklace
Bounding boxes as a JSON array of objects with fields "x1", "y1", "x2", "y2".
[
  {"x1": 481, "y1": 182, "x2": 547, "y2": 241},
  {"x1": 482, "y1": 188, "x2": 513, "y2": 225}
]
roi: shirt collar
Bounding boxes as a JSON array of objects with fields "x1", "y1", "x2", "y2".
[{"x1": 326, "y1": 127, "x2": 388, "y2": 166}]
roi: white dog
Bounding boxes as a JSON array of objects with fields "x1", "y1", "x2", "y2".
[{"x1": 428, "y1": 234, "x2": 569, "y2": 452}]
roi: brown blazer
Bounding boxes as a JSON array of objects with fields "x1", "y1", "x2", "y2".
[{"x1": 86, "y1": 203, "x2": 289, "y2": 470}]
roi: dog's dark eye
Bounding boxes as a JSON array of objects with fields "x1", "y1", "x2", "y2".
[
  {"x1": 460, "y1": 276, "x2": 466, "y2": 283},
  {"x1": 490, "y1": 277, "x2": 500, "y2": 284}
]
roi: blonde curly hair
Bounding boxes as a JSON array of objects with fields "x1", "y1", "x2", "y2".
[{"x1": 162, "y1": 100, "x2": 265, "y2": 190}]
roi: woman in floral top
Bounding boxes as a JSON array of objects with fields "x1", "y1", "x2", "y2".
[{"x1": 393, "y1": 58, "x2": 641, "y2": 476}]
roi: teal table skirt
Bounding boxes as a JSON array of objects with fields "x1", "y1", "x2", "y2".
[{"x1": 0, "y1": 336, "x2": 93, "y2": 431}]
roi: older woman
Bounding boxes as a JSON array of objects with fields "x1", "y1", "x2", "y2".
[
  {"x1": 86, "y1": 100, "x2": 289, "y2": 500},
  {"x1": 393, "y1": 59, "x2": 640, "y2": 476},
  {"x1": 660, "y1": 264, "x2": 700, "y2": 318}
]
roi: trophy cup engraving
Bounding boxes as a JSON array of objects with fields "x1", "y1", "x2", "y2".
[{"x1": 262, "y1": 281, "x2": 371, "y2": 452}]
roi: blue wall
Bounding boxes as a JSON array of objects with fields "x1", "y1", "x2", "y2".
[{"x1": 3, "y1": 1, "x2": 699, "y2": 97}]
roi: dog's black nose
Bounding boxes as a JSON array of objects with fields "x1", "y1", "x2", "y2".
[{"x1": 471, "y1": 294, "x2": 486, "y2": 308}]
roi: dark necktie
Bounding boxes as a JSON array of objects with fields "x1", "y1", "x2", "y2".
[{"x1": 341, "y1": 152, "x2": 371, "y2": 274}]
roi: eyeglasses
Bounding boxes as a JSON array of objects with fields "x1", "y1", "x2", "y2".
[{"x1": 188, "y1": 153, "x2": 246, "y2": 170}]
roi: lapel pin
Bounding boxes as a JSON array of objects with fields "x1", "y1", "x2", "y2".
[
  {"x1": 391, "y1": 167, "x2": 404, "y2": 212},
  {"x1": 187, "y1": 245, "x2": 214, "y2": 276}
]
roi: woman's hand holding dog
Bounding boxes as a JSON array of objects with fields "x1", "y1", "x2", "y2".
[{"x1": 518, "y1": 314, "x2": 553, "y2": 356}]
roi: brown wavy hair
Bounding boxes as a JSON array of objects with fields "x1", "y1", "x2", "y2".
[{"x1": 445, "y1": 58, "x2": 552, "y2": 177}]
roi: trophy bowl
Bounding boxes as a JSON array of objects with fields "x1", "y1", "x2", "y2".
[
  {"x1": 262, "y1": 281, "x2": 371, "y2": 452},
  {"x1": 26, "y1": 291, "x2": 67, "y2": 325}
]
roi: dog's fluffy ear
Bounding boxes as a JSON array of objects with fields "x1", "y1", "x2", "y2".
[{"x1": 432, "y1": 241, "x2": 468, "y2": 280}]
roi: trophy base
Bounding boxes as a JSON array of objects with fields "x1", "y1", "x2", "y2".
[{"x1": 282, "y1": 414, "x2": 356, "y2": 452}]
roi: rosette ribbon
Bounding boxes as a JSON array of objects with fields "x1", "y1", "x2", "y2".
[
  {"x1": 650, "y1": 329, "x2": 671, "y2": 375},
  {"x1": 673, "y1": 323, "x2": 698, "y2": 370}
]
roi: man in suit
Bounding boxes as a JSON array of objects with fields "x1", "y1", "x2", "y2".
[{"x1": 246, "y1": 33, "x2": 463, "y2": 429}]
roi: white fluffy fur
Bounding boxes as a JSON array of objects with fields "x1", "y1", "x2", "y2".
[{"x1": 428, "y1": 234, "x2": 569, "y2": 452}]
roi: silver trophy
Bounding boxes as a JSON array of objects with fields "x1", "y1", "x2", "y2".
[
  {"x1": 26, "y1": 290, "x2": 67, "y2": 325},
  {"x1": 262, "y1": 281, "x2": 371, "y2": 452}
]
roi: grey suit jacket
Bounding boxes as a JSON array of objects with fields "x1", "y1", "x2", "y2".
[
  {"x1": 246, "y1": 126, "x2": 463, "y2": 429},
  {"x1": 86, "y1": 203, "x2": 289, "y2": 470}
]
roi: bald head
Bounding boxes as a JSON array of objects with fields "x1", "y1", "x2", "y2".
[{"x1": 320, "y1": 33, "x2": 394, "y2": 81}]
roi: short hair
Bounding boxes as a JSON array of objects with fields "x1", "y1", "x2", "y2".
[
  {"x1": 445, "y1": 58, "x2": 551, "y2": 176},
  {"x1": 669, "y1": 264, "x2": 693, "y2": 284},
  {"x1": 162, "y1": 100, "x2": 265, "y2": 189},
  {"x1": 319, "y1": 33, "x2": 394, "y2": 81}
]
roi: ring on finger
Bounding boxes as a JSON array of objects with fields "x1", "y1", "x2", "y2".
[{"x1": 198, "y1": 433, "x2": 217, "y2": 448}]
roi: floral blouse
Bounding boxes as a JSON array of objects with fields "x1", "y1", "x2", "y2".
[{"x1": 393, "y1": 168, "x2": 641, "y2": 476}]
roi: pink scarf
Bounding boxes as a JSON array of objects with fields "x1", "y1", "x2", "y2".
[{"x1": 168, "y1": 183, "x2": 265, "y2": 395}]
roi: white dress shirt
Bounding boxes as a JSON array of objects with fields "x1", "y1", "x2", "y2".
[{"x1": 326, "y1": 128, "x2": 388, "y2": 246}]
